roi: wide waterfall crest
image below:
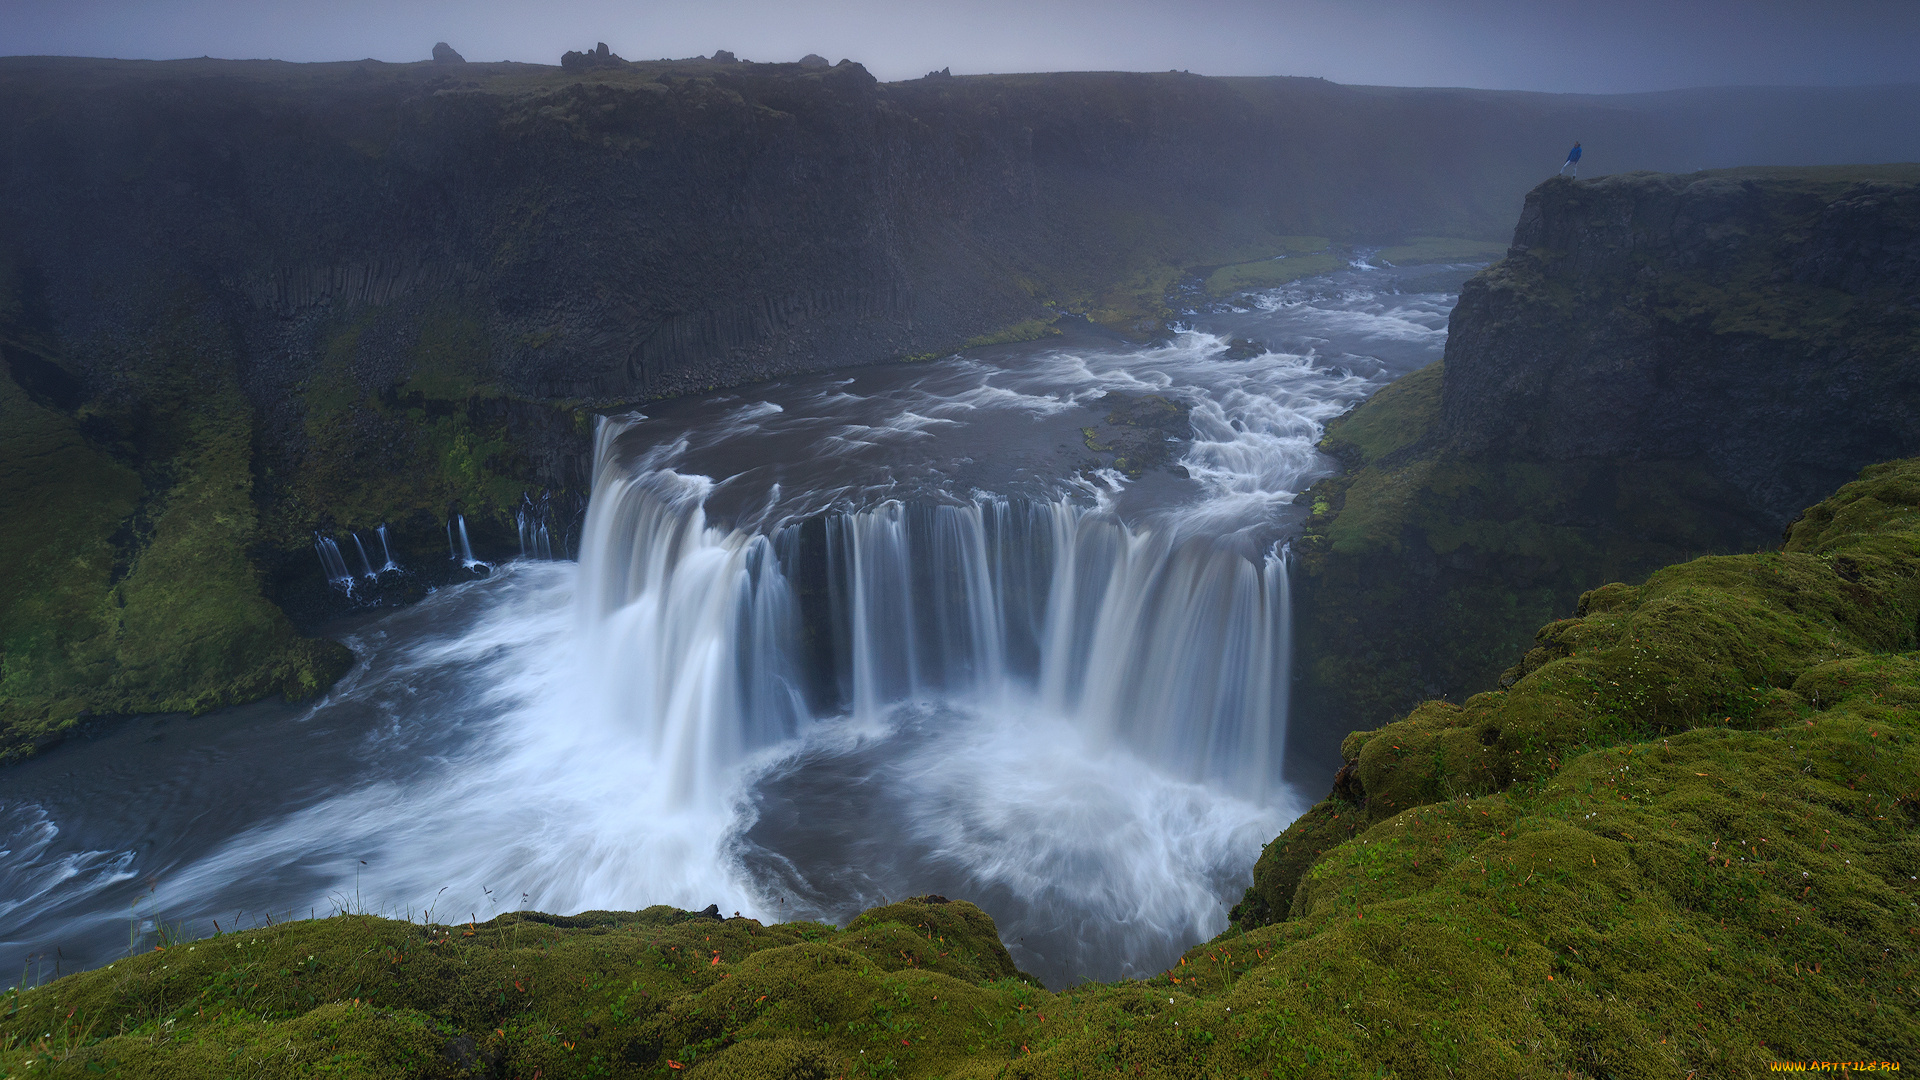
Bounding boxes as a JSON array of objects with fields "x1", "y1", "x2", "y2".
[{"x1": 582, "y1": 417, "x2": 1290, "y2": 802}]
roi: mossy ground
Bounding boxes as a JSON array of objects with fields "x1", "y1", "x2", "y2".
[
  {"x1": 0, "y1": 304, "x2": 350, "y2": 762},
  {"x1": 1203, "y1": 238, "x2": 1342, "y2": 297},
  {"x1": 959, "y1": 320, "x2": 1063, "y2": 351},
  {"x1": 7, "y1": 462, "x2": 1917, "y2": 1077},
  {"x1": 258, "y1": 305, "x2": 541, "y2": 551},
  {"x1": 1371, "y1": 237, "x2": 1507, "y2": 266},
  {"x1": 0, "y1": 287, "x2": 560, "y2": 762}
]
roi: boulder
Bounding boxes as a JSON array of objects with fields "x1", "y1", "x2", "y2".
[
  {"x1": 560, "y1": 42, "x2": 626, "y2": 71},
  {"x1": 431, "y1": 42, "x2": 465, "y2": 64},
  {"x1": 798, "y1": 53, "x2": 829, "y2": 68},
  {"x1": 710, "y1": 49, "x2": 736, "y2": 63}
]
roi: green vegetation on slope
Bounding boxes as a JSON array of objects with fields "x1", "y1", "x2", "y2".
[
  {"x1": 7, "y1": 460, "x2": 1916, "y2": 1077},
  {"x1": 0, "y1": 277, "x2": 585, "y2": 761},
  {"x1": 1203, "y1": 237, "x2": 1340, "y2": 297},
  {"x1": 258, "y1": 306, "x2": 543, "y2": 551},
  {"x1": 0, "y1": 306, "x2": 350, "y2": 761},
  {"x1": 1373, "y1": 236, "x2": 1508, "y2": 266},
  {"x1": 1294, "y1": 360, "x2": 1760, "y2": 734}
]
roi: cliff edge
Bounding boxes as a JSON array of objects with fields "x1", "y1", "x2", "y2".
[{"x1": 1289, "y1": 165, "x2": 1920, "y2": 767}]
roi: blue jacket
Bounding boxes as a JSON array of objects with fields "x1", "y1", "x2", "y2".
[{"x1": 1567, "y1": 145, "x2": 1583, "y2": 162}]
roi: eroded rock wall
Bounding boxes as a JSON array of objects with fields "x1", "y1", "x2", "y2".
[{"x1": 1289, "y1": 166, "x2": 1920, "y2": 778}]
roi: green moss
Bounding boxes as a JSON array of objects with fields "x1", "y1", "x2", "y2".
[
  {"x1": 0, "y1": 362, "x2": 142, "y2": 756},
  {"x1": 1373, "y1": 236, "x2": 1507, "y2": 266},
  {"x1": 107, "y1": 402, "x2": 349, "y2": 714},
  {"x1": 960, "y1": 319, "x2": 1062, "y2": 350},
  {"x1": 0, "y1": 320, "x2": 349, "y2": 761},
  {"x1": 1318, "y1": 360, "x2": 1442, "y2": 465},
  {"x1": 264, "y1": 305, "x2": 552, "y2": 549},
  {"x1": 1205, "y1": 251, "x2": 1345, "y2": 296}
]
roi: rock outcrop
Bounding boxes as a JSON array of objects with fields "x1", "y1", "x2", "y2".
[
  {"x1": 1288, "y1": 165, "x2": 1920, "y2": 776},
  {"x1": 431, "y1": 42, "x2": 465, "y2": 64},
  {"x1": 560, "y1": 42, "x2": 625, "y2": 70}
]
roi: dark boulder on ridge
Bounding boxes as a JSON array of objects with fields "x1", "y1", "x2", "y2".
[
  {"x1": 560, "y1": 42, "x2": 624, "y2": 70},
  {"x1": 431, "y1": 42, "x2": 465, "y2": 64}
]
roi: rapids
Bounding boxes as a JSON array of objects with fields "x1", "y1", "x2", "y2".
[{"x1": 0, "y1": 261, "x2": 1469, "y2": 987}]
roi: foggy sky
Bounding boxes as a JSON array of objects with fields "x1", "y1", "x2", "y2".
[{"x1": 2, "y1": 0, "x2": 1915, "y2": 92}]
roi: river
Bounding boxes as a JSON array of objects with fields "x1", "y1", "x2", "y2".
[{"x1": 0, "y1": 259, "x2": 1472, "y2": 989}]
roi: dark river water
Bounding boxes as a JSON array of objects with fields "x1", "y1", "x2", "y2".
[{"x1": 1, "y1": 259, "x2": 1472, "y2": 988}]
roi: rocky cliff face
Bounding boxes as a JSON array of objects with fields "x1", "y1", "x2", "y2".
[
  {"x1": 1289, "y1": 165, "x2": 1920, "y2": 777},
  {"x1": 1443, "y1": 168, "x2": 1920, "y2": 524}
]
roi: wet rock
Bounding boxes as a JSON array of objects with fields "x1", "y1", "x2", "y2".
[
  {"x1": 1220, "y1": 337, "x2": 1266, "y2": 360},
  {"x1": 1078, "y1": 392, "x2": 1191, "y2": 477},
  {"x1": 431, "y1": 42, "x2": 465, "y2": 64}
]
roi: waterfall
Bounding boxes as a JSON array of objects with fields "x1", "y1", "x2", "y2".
[
  {"x1": 576, "y1": 443, "x2": 811, "y2": 803},
  {"x1": 448, "y1": 514, "x2": 486, "y2": 569},
  {"x1": 314, "y1": 536, "x2": 355, "y2": 593},
  {"x1": 518, "y1": 496, "x2": 555, "y2": 561},
  {"x1": 579, "y1": 418, "x2": 1290, "y2": 802},
  {"x1": 350, "y1": 532, "x2": 376, "y2": 579},
  {"x1": 375, "y1": 525, "x2": 399, "y2": 572}
]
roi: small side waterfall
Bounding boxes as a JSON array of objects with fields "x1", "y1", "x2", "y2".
[
  {"x1": 375, "y1": 525, "x2": 399, "y2": 572},
  {"x1": 518, "y1": 494, "x2": 556, "y2": 560},
  {"x1": 314, "y1": 535, "x2": 355, "y2": 593},
  {"x1": 350, "y1": 533, "x2": 377, "y2": 579},
  {"x1": 447, "y1": 514, "x2": 486, "y2": 569}
]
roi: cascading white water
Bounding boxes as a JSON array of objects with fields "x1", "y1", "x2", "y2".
[
  {"x1": 3, "y1": 266, "x2": 1466, "y2": 989},
  {"x1": 447, "y1": 514, "x2": 485, "y2": 569},
  {"x1": 573, "y1": 436, "x2": 812, "y2": 804},
  {"x1": 578, "y1": 415, "x2": 1289, "y2": 801}
]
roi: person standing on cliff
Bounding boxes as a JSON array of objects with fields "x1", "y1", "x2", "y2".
[{"x1": 1560, "y1": 142, "x2": 1582, "y2": 177}]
